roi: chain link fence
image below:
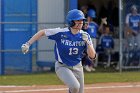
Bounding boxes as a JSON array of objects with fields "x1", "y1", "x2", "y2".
[{"x1": 119, "y1": 0, "x2": 140, "y2": 71}]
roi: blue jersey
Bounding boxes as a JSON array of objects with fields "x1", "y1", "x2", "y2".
[
  {"x1": 126, "y1": 13, "x2": 140, "y2": 32},
  {"x1": 86, "y1": 22, "x2": 99, "y2": 38},
  {"x1": 100, "y1": 35, "x2": 114, "y2": 49},
  {"x1": 44, "y1": 27, "x2": 92, "y2": 66}
]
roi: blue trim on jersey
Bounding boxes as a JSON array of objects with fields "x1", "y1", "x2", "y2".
[{"x1": 86, "y1": 22, "x2": 99, "y2": 38}]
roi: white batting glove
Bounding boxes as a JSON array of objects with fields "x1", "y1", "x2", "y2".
[
  {"x1": 82, "y1": 33, "x2": 91, "y2": 45},
  {"x1": 21, "y1": 42, "x2": 30, "y2": 54},
  {"x1": 101, "y1": 17, "x2": 107, "y2": 25}
]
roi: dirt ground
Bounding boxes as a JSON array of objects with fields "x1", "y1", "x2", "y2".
[{"x1": 0, "y1": 82, "x2": 140, "y2": 93}]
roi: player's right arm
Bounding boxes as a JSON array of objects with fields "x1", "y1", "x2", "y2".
[
  {"x1": 21, "y1": 27, "x2": 62, "y2": 54},
  {"x1": 21, "y1": 29, "x2": 46, "y2": 54},
  {"x1": 27, "y1": 30, "x2": 46, "y2": 45}
]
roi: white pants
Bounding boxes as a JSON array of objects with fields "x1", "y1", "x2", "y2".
[
  {"x1": 55, "y1": 62, "x2": 84, "y2": 93},
  {"x1": 127, "y1": 33, "x2": 140, "y2": 49}
]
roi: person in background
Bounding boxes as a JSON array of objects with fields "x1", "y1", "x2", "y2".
[
  {"x1": 82, "y1": 9, "x2": 99, "y2": 72},
  {"x1": 98, "y1": 17, "x2": 108, "y2": 35},
  {"x1": 87, "y1": 9, "x2": 99, "y2": 48},
  {"x1": 97, "y1": 23, "x2": 114, "y2": 68},
  {"x1": 124, "y1": 5, "x2": 140, "y2": 66},
  {"x1": 125, "y1": 5, "x2": 140, "y2": 50}
]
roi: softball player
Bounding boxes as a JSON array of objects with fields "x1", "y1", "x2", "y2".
[
  {"x1": 124, "y1": 5, "x2": 140, "y2": 66},
  {"x1": 125, "y1": 5, "x2": 140, "y2": 49},
  {"x1": 21, "y1": 9, "x2": 96, "y2": 93}
]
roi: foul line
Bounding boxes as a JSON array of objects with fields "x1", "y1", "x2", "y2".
[{"x1": 1, "y1": 85, "x2": 140, "y2": 93}]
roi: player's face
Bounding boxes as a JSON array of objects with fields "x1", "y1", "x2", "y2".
[
  {"x1": 132, "y1": 9, "x2": 137, "y2": 14},
  {"x1": 105, "y1": 27, "x2": 110, "y2": 34},
  {"x1": 73, "y1": 19, "x2": 83, "y2": 30},
  {"x1": 87, "y1": 17, "x2": 92, "y2": 22}
]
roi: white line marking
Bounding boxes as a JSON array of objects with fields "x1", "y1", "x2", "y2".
[
  {"x1": 86, "y1": 85, "x2": 140, "y2": 89},
  {"x1": 1, "y1": 85, "x2": 140, "y2": 93},
  {"x1": 0, "y1": 86, "x2": 30, "y2": 88}
]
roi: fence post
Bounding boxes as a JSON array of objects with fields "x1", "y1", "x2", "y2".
[{"x1": 119, "y1": 0, "x2": 123, "y2": 73}]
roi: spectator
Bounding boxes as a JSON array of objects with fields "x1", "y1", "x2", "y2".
[
  {"x1": 98, "y1": 17, "x2": 107, "y2": 35},
  {"x1": 99, "y1": 4, "x2": 114, "y2": 37},
  {"x1": 87, "y1": 9, "x2": 99, "y2": 48},
  {"x1": 123, "y1": 5, "x2": 140, "y2": 66},
  {"x1": 99, "y1": 24, "x2": 114, "y2": 52},
  {"x1": 96, "y1": 23, "x2": 114, "y2": 67},
  {"x1": 98, "y1": 17, "x2": 114, "y2": 36}
]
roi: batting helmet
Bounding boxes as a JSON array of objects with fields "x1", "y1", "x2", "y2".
[
  {"x1": 66, "y1": 9, "x2": 86, "y2": 27},
  {"x1": 87, "y1": 9, "x2": 96, "y2": 18}
]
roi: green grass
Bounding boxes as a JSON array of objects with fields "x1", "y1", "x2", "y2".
[
  {"x1": 0, "y1": 72, "x2": 140, "y2": 85},
  {"x1": 85, "y1": 72, "x2": 140, "y2": 83}
]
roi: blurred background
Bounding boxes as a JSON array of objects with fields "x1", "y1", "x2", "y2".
[{"x1": 0, "y1": 0, "x2": 140, "y2": 75}]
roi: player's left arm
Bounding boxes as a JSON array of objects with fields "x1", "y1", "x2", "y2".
[
  {"x1": 87, "y1": 42, "x2": 96, "y2": 60},
  {"x1": 82, "y1": 33, "x2": 96, "y2": 60}
]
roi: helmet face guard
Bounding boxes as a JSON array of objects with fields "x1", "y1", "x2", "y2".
[{"x1": 66, "y1": 9, "x2": 86, "y2": 27}]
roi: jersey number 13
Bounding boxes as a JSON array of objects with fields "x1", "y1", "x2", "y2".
[{"x1": 69, "y1": 48, "x2": 78, "y2": 55}]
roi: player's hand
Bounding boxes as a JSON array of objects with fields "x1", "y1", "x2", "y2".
[
  {"x1": 101, "y1": 17, "x2": 107, "y2": 25},
  {"x1": 82, "y1": 33, "x2": 89, "y2": 42},
  {"x1": 82, "y1": 33, "x2": 91, "y2": 45},
  {"x1": 21, "y1": 42, "x2": 30, "y2": 54}
]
